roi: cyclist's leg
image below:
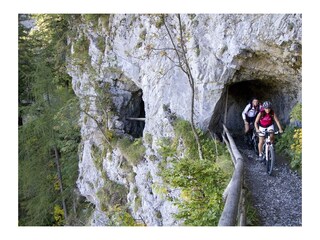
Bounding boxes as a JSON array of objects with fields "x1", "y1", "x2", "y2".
[
  {"x1": 244, "y1": 122, "x2": 249, "y2": 134},
  {"x1": 258, "y1": 126, "x2": 266, "y2": 154},
  {"x1": 247, "y1": 119, "x2": 255, "y2": 146},
  {"x1": 244, "y1": 116, "x2": 250, "y2": 134},
  {"x1": 267, "y1": 125, "x2": 275, "y2": 143},
  {"x1": 258, "y1": 136, "x2": 264, "y2": 155},
  {"x1": 257, "y1": 126, "x2": 266, "y2": 160}
]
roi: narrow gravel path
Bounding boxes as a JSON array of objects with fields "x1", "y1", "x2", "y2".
[{"x1": 236, "y1": 139, "x2": 302, "y2": 226}]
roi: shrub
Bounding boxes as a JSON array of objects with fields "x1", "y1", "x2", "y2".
[
  {"x1": 72, "y1": 35, "x2": 91, "y2": 68},
  {"x1": 117, "y1": 137, "x2": 146, "y2": 165},
  {"x1": 53, "y1": 205, "x2": 64, "y2": 226},
  {"x1": 276, "y1": 102, "x2": 302, "y2": 173},
  {"x1": 290, "y1": 128, "x2": 302, "y2": 170},
  {"x1": 290, "y1": 102, "x2": 302, "y2": 123},
  {"x1": 144, "y1": 133, "x2": 153, "y2": 146},
  {"x1": 160, "y1": 156, "x2": 227, "y2": 225},
  {"x1": 134, "y1": 196, "x2": 142, "y2": 213},
  {"x1": 158, "y1": 119, "x2": 231, "y2": 225},
  {"x1": 139, "y1": 29, "x2": 147, "y2": 41}
]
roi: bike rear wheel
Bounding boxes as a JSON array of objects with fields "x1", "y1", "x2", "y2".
[{"x1": 267, "y1": 145, "x2": 275, "y2": 175}]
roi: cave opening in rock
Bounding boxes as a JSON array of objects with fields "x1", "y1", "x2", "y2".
[
  {"x1": 124, "y1": 89, "x2": 145, "y2": 138},
  {"x1": 209, "y1": 78, "x2": 300, "y2": 135}
]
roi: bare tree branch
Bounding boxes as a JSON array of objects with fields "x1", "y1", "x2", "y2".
[{"x1": 163, "y1": 14, "x2": 204, "y2": 160}]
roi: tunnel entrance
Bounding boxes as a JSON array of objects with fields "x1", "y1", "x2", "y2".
[
  {"x1": 209, "y1": 78, "x2": 300, "y2": 134},
  {"x1": 123, "y1": 89, "x2": 145, "y2": 138}
]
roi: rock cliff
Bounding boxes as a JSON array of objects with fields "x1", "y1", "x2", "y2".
[{"x1": 67, "y1": 14, "x2": 301, "y2": 225}]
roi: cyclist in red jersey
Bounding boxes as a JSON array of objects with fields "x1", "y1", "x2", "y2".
[{"x1": 254, "y1": 101, "x2": 283, "y2": 161}]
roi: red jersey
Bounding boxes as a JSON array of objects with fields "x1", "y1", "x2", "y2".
[{"x1": 259, "y1": 111, "x2": 274, "y2": 127}]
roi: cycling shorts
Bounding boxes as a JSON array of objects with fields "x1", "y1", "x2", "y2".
[
  {"x1": 258, "y1": 124, "x2": 274, "y2": 137},
  {"x1": 246, "y1": 116, "x2": 256, "y2": 123}
]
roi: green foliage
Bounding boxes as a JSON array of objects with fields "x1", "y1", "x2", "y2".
[
  {"x1": 139, "y1": 29, "x2": 147, "y2": 41},
  {"x1": 19, "y1": 120, "x2": 57, "y2": 225},
  {"x1": 134, "y1": 196, "x2": 142, "y2": 213},
  {"x1": 195, "y1": 44, "x2": 201, "y2": 57},
  {"x1": 276, "y1": 127, "x2": 302, "y2": 172},
  {"x1": 19, "y1": 14, "x2": 81, "y2": 226},
  {"x1": 83, "y1": 14, "x2": 101, "y2": 24},
  {"x1": 144, "y1": 133, "x2": 153, "y2": 145},
  {"x1": 173, "y1": 119, "x2": 229, "y2": 163},
  {"x1": 290, "y1": 102, "x2": 302, "y2": 123},
  {"x1": 53, "y1": 205, "x2": 65, "y2": 226},
  {"x1": 97, "y1": 35, "x2": 106, "y2": 52},
  {"x1": 97, "y1": 178, "x2": 138, "y2": 226},
  {"x1": 97, "y1": 178, "x2": 128, "y2": 210},
  {"x1": 152, "y1": 183, "x2": 168, "y2": 199},
  {"x1": 135, "y1": 41, "x2": 143, "y2": 49},
  {"x1": 155, "y1": 15, "x2": 165, "y2": 29},
  {"x1": 108, "y1": 205, "x2": 138, "y2": 226},
  {"x1": 245, "y1": 191, "x2": 260, "y2": 226},
  {"x1": 82, "y1": 14, "x2": 110, "y2": 31},
  {"x1": 99, "y1": 15, "x2": 111, "y2": 31},
  {"x1": 276, "y1": 103, "x2": 302, "y2": 174},
  {"x1": 72, "y1": 35, "x2": 91, "y2": 68},
  {"x1": 117, "y1": 137, "x2": 146, "y2": 166},
  {"x1": 161, "y1": 157, "x2": 226, "y2": 225},
  {"x1": 91, "y1": 144, "x2": 105, "y2": 172},
  {"x1": 158, "y1": 119, "x2": 231, "y2": 225},
  {"x1": 290, "y1": 128, "x2": 302, "y2": 170},
  {"x1": 90, "y1": 81, "x2": 116, "y2": 139},
  {"x1": 66, "y1": 199, "x2": 94, "y2": 226}
]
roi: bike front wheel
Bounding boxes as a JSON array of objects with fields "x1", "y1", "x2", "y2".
[{"x1": 267, "y1": 145, "x2": 275, "y2": 175}]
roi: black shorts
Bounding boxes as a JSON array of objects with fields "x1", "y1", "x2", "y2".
[{"x1": 246, "y1": 116, "x2": 256, "y2": 123}]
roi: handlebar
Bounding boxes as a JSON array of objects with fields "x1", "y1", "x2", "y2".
[{"x1": 256, "y1": 130, "x2": 281, "y2": 135}]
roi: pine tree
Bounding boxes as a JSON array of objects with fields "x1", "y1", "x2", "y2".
[{"x1": 18, "y1": 14, "x2": 81, "y2": 226}]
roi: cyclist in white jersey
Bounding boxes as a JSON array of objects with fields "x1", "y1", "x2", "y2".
[
  {"x1": 242, "y1": 97, "x2": 260, "y2": 142},
  {"x1": 242, "y1": 97, "x2": 260, "y2": 134}
]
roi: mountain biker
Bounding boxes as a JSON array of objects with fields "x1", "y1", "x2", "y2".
[
  {"x1": 242, "y1": 97, "x2": 260, "y2": 143},
  {"x1": 254, "y1": 101, "x2": 283, "y2": 161}
]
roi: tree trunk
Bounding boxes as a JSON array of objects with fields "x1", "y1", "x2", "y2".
[
  {"x1": 53, "y1": 146, "x2": 68, "y2": 220},
  {"x1": 189, "y1": 81, "x2": 204, "y2": 160},
  {"x1": 163, "y1": 14, "x2": 204, "y2": 160},
  {"x1": 177, "y1": 14, "x2": 204, "y2": 160}
]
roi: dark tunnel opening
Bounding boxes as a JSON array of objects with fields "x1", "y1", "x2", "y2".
[
  {"x1": 209, "y1": 79, "x2": 300, "y2": 135},
  {"x1": 123, "y1": 89, "x2": 145, "y2": 138}
]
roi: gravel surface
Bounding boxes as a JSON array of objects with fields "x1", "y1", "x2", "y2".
[{"x1": 237, "y1": 140, "x2": 302, "y2": 226}]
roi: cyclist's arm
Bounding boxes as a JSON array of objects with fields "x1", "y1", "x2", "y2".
[
  {"x1": 242, "y1": 104, "x2": 250, "y2": 122},
  {"x1": 254, "y1": 112, "x2": 261, "y2": 132},
  {"x1": 273, "y1": 113, "x2": 283, "y2": 133}
]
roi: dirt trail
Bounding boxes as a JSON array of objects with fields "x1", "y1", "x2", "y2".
[{"x1": 236, "y1": 138, "x2": 302, "y2": 226}]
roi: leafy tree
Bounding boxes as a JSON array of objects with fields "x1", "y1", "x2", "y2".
[
  {"x1": 158, "y1": 119, "x2": 230, "y2": 225},
  {"x1": 164, "y1": 157, "x2": 226, "y2": 225},
  {"x1": 18, "y1": 14, "x2": 81, "y2": 226}
]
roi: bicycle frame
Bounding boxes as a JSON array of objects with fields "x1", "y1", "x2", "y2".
[
  {"x1": 264, "y1": 132, "x2": 272, "y2": 161},
  {"x1": 262, "y1": 130, "x2": 279, "y2": 175}
]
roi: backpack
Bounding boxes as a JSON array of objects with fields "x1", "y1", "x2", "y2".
[{"x1": 246, "y1": 102, "x2": 260, "y2": 117}]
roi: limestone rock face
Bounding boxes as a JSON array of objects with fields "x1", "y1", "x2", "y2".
[{"x1": 67, "y1": 14, "x2": 301, "y2": 226}]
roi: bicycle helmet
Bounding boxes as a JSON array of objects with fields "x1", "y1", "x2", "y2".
[{"x1": 262, "y1": 101, "x2": 272, "y2": 109}]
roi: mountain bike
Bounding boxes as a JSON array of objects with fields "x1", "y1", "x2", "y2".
[{"x1": 261, "y1": 130, "x2": 279, "y2": 175}]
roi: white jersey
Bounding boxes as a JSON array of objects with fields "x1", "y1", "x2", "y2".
[{"x1": 242, "y1": 103, "x2": 259, "y2": 120}]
